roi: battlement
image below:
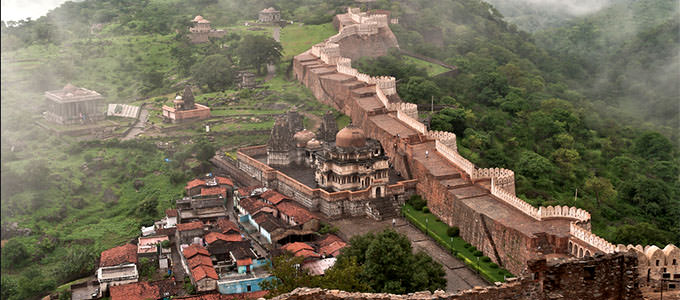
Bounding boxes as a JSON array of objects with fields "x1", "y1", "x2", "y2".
[
  {"x1": 570, "y1": 222, "x2": 616, "y2": 254},
  {"x1": 346, "y1": 7, "x2": 389, "y2": 27},
  {"x1": 538, "y1": 205, "x2": 590, "y2": 222}
]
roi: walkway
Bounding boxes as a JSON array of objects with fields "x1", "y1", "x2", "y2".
[
  {"x1": 122, "y1": 104, "x2": 149, "y2": 140},
  {"x1": 330, "y1": 217, "x2": 489, "y2": 292}
]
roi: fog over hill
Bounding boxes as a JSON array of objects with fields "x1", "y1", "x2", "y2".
[
  {"x1": 484, "y1": 0, "x2": 614, "y2": 31},
  {"x1": 1, "y1": 0, "x2": 71, "y2": 22}
]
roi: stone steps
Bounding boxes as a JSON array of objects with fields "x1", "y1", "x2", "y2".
[{"x1": 351, "y1": 85, "x2": 377, "y2": 98}]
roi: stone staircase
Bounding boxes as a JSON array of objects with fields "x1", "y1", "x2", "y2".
[{"x1": 367, "y1": 196, "x2": 400, "y2": 221}]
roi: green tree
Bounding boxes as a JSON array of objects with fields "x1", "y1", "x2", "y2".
[
  {"x1": 236, "y1": 35, "x2": 282, "y2": 75},
  {"x1": 1, "y1": 239, "x2": 29, "y2": 269},
  {"x1": 584, "y1": 177, "x2": 616, "y2": 208},
  {"x1": 633, "y1": 132, "x2": 673, "y2": 161},
  {"x1": 517, "y1": 151, "x2": 554, "y2": 179},
  {"x1": 260, "y1": 253, "x2": 314, "y2": 296},
  {"x1": 398, "y1": 76, "x2": 441, "y2": 104},
  {"x1": 190, "y1": 54, "x2": 234, "y2": 92},
  {"x1": 1, "y1": 276, "x2": 16, "y2": 300},
  {"x1": 319, "y1": 256, "x2": 370, "y2": 292}
]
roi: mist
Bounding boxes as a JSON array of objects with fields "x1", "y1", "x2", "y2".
[{"x1": 1, "y1": 0, "x2": 71, "y2": 22}]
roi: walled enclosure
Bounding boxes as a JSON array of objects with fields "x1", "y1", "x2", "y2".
[{"x1": 278, "y1": 6, "x2": 680, "y2": 282}]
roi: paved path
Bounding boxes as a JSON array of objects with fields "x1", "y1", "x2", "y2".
[
  {"x1": 330, "y1": 217, "x2": 489, "y2": 293},
  {"x1": 264, "y1": 26, "x2": 281, "y2": 82},
  {"x1": 122, "y1": 105, "x2": 149, "y2": 140}
]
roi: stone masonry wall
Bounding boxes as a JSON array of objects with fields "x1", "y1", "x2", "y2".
[{"x1": 269, "y1": 252, "x2": 642, "y2": 300}]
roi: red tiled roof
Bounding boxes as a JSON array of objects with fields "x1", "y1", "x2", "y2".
[
  {"x1": 183, "y1": 244, "x2": 210, "y2": 259},
  {"x1": 192, "y1": 264, "x2": 218, "y2": 281},
  {"x1": 186, "y1": 178, "x2": 205, "y2": 190},
  {"x1": 188, "y1": 254, "x2": 213, "y2": 269},
  {"x1": 320, "y1": 240, "x2": 347, "y2": 257},
  {"x1": 176, "y1": 291, "x2": 268, "y2": 300},
  {"x1": 110, "y1": 281, "x2": 160, "y2": 300},
  {"x1": 100, "y1": 244, "x2": 137, "y2": 267},
  {"x1": 239, "y1": 197, "x2": 270, "y2": 215},
  {"x1": 254, "y1": 212, "x2": 283, "y2": 232},
  {"x1": 177, "y1": 221, "x2": 204, "y2": 232},
  {"x1": 205, "y1": 231, "x2": 242, "y2": 244},
  {"x1": 260, "y1": 190, "x2": 288, "y2": 205},
  {"x1": 201, "y1": 186, "x2": 227, "y2": 197},
  {"x1": 318, "y1": 234, "x2": 343, "y2": 248},
  {"x1": 216, "y1": 218, "x2": 240, "y2": 234},
  {"x1": 276, "y1": 201, "x2": 318, "y2": 225},
  {"x1": 295, "y1": 249, "x2": 321, "y2": 259},
  {"x1": 237, "y1": 186, "x2": 261, "y2": 198},
  {"x1": 215, "y1": 176, "x2": 233, "y2": 186},
  {"x1": 282, "y1": 242, "x2": 314, "y2": 254},
  {"x1": 236, "y1": 258, "x2": 252, "y2": 266},
  {"x1": 166, "y1": 208, "x2": 178, "y2": 217}
]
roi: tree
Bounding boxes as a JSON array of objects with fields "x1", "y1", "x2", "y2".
[
  {"x1": 633, "y1": 132, "x2": 673, "y2": 161},
  {"x1": 1, "y1": 239, "x2": 29, "y2": 269},
  {"x1": 398, "y1": 76, "x2": 441, "y2": 105},
  {"x1": 1, "y1": 276, "x2": 17, "y2": 300},
  {"x1": 517, "y1": 151, "x2": 554, "y2": 179},
  {"x1": 318, "y1": 256, "x2": 370, "y2": 292},
  {"x1": 236, "y1": 35, "x2": 282, "y2": 75},
  {"x1": 190, "y1": 54, "x2": 235, "y2": 92},
  {"x1": 430, "y1": 107, "x2": 472, "y2": 137},
  {"x1": 260, "y1": 253, "x2": 314, "y2": 296},
  {"x1": 584, "y1": 177, "x2": 616, "y2": 208}
]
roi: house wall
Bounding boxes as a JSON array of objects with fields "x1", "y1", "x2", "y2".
[
  {"x1": 196, "y1": 278, "x2": 217, "y2": 292},
  {"x1": 218, "y1": 276, "x2": 274, "y2": 294}
]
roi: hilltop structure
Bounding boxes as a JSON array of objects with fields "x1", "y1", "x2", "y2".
[
  {"x1": 277, "y1": 6, "x2": 680, "y2": 293},
  {"x1": 162, "y1": 85, "x2": 211, "y2": 123},
  {"x1": 44, "y1": 84, "x2": 105, "y2": 125},
  {"x1": 258, "y1": 7, "x2": 280, "y2": 23},
  {"x1": 188, "y1": 15, "x2": 226, "y2": 44}
]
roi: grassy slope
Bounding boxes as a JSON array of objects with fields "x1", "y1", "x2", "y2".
[{"x1": 280, "y1": 23, "x2": 337, "y2": 60}]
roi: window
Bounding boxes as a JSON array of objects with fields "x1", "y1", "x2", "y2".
[
  {"x1": 247, "y1": 284, "x2": 251, "y2": 292},
  {"x1": 673, "y1": 259, "x2": 677, "y2": 265},
  {"x1": 674, "y1": 274, "x2": 680, "y2": 279},
  {"x1": 656, "y1": 260, "x2": 660, "y2": 266},
  {"x1": 584, "y1": 266, "x2": 596, "y2": 280}
]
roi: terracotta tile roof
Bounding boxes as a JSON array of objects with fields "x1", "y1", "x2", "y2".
[
  {"x1": 276, "y1": 201, "x2": 318, "y2": 225},
  {"x1": 254, "y1": 212, "x2": 283, "y2": 232},
  {"x1": 100, "y1": 244, "x2": 137, "y2": 267},
  {"x1": 176, "y1": 291, "x2": 268, "y2": 300},
  {"x1": 156, "y1": 227, "x2": 176, "y2": 236},
  {"x1": 216, "y1": 218, "x2": 240, "y2": 234},
  {"x1": 282, "y1": 242, "x2": 314, "y2": 254},
  {"x1": 110, "y1": 281, "x2": 160, "y2": 300},
  {"x1": 215, "y1": 176, "x2": 233, "y2": 186},
  {"x1": 201, "y1": 186, "x2": 227, "y2": 197},
  {"x1": 183, "y1": 244, "x2": 210, "y2": 259},
  {"x1": 239, "y1": 197, "x2": 270, "y2": 215},
  {"x1": 186, "y1": 178, "x2": 205, "y2": 190},
  {"x1": 318, "y1": 234, "x2": 343, "y2": 248},
  {"x1": 320, "y1": 240, "x2": 347, "y2": 257},
  {"x1": 237, "y1": 186, "x2": 261, "y2": 198},
  {"x1": 191, "y1": 264, "x2": 218, "y2": 281},
  {"x1": 295, "y1": 249, "x2": 321, "y2": 259},
  {"x1": 236, "y1": 258, "x2": 252, "y2": 266},
  {"x1": 205, "y1": 232, "x2": 242, "y2": 244},
  {"x1": 166, "y1": 208, "x2": 178, "y2": 217},
  {"x1": 260, "y1": 190, "x2": 288, "y2": 205},
  {"x1": 188, "y1": 254, "x2": 213, "y2": 269},
  {"x1": 177, "y1": 221, "x2": 204, "y2": 232}
]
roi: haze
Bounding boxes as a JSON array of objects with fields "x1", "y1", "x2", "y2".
[{"x1": 1, "y1": 0, "x2": 70, "y2": 22}]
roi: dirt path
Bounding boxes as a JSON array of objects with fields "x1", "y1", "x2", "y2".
[{"x1": 122, "y1": 104, "x2": 149, "y2": 140}]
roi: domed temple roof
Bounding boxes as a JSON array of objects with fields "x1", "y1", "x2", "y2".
[
  {"x1": 335, "y1": 124, "x2": 366, "y2": 148},
  {"x1": 294, "y1": 129, "x2": 316, "y2": 147},
  {"x1": 306, "y1": 138, "x2": 322, "y2": 150}
]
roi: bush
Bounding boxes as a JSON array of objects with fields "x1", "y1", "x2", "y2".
[
  {"x1": 464, "y1": 243, "x2": 472, "y2": 249},
  {"x1": 408, "y1": 195, "x2": 427, "y2": 211},
  {"x1": 451, "y1": 249, "x2": 458, "y2": 256},
  {"x1": 447, "y1": 226, "x2": 460, "y2": 237},
  {"x1": 422, "y1": 206, "x2": 429, "y2": 213},
  {"x1": 481, "y1": 256, "x2": 491, "y2": 262},
  {"x1": 469, "y1": 246, "x2": 477, "y2": 252},
  {"x1": 489, "y1": 263, "x2": 499, "y2": 269},
  {"x1": 473, "y1": 250, "x2": 483, "y2": 257}
]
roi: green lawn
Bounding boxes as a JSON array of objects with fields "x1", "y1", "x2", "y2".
[
  {"x1": 402, "y1": 204, "x2": 514, "y2": 283},
  {"x1": 402, "y1": 55, "x2": 451, "y2": 77},
  {"x1": 280, "y1": 23, "x2": 337, "y2": 59}
]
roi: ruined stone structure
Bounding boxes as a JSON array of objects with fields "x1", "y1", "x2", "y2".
[
  {"x1": 44, "y1": 84, "x2": 105, "y2": 125},
  {"x1": 188, "y1": 15, "x2": 226, "y2": 44},
  {"x1": 162, "y1": 86, "x2": 211, "y2": 123},
  {"x1": 289, "y1": 6, "x2": 680, "y2": 284},
  {"x1": 258, "y1": 7, "x2": 280, "y2": 23},
  {"x1": 237, "y1": 71, "x2": 256, "y2": 89},
  {"x1": 317, "y1": 111, "x2": 339, "y2": 143},
  {"x1": 270, "y1": 251, "x2": 643, "y2": 300}
]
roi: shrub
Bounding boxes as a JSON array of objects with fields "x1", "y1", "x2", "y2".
[
  {"x1": 473, "y1": 250, "x2": 483, "y2": 257},
  {"x1": 408, "y1": 195, "x2": 427, "y2": 210},
  {"x1": 447, "y1": 226, "x2": 460, "y2": 237},
  {"x1": 481, "y1": 256, "x2": 491, "y2": 262},
  {"x1": 464, "y1": 243, "x2": 472, "y2": 249},
  {"x1": 422, "y1": 206, "x2": 429, "y2": 213},
  {"x1": 489, "y1": 263, "x2": 499, "y2": 269},
  {"x1": 451, "y1": 249, "x2": 458, "y2": 256},
  {"x1": 469, "y1": 246, "x2": 477, "y2": 252}
]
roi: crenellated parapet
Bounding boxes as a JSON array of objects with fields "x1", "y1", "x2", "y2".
[
  {"x1": 569, "y1": 222, "x2": 617, "y2": 254},
  {"x1": 346, "y1": 7, "x2": 389, "y2": 28},
  {"x1": 389, "y1": 102, "x2": 419, "y2": 120},
  {"x1": 491, "y1": 181, "x2": 541, "y2": 220},
  {"x1": 435, "y1": 140, "x2": 475, "y2": 177},
  {"x1": 538, "y1": 205, "x2": 590, "y2": 222}
]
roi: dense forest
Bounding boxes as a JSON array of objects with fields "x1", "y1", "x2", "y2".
[{"x1": 1, "y1": 0, "x2": 678, "y2": 299}]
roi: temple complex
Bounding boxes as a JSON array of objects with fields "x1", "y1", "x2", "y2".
[
  {"x1": 188, "y1": 15, "x2": 226, "y2": 44},
  {"x1": 162, "y1": 86, "x2": 211, "y2": 123},
  {"x1": 44, "y1": 84, "x2": 105, "y2": 125}
]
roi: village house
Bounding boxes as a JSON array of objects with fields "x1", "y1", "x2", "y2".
[
  {"x1": 183, "y1": 245, "x2": 219, "y2": 292},
  {"x1": 137, "y1": 235, "x2": 170, "y2": 258},
  {"x1": 317, "y1": 234, "x2": 347, "y2": 257},
  {"x1": 252, "y1": 212, "x2": 285, "y2": 244},
  {"x1": 275, "y1": 200, "x2": 319, "y2": 230},
  {"x1": 176, "y1": 221, "x2": 206, "y2": 245},
  {"x1": 215, "y1": 218, "x2": 241, "y2": 236},
  {"x1": 281, "y1": 242, "x2": 320, "y2": 262},
  {"x1": 177, "y1": 175, "x2": 233, "y2": 223},
  {"x1": 97, "y1": 244, "x2": 139, "y2": 292},
  {"x1": 44, "y1": 84, "x2": 105, "y2": 125},
  {"x1": 109, "y1": 281, "x2": 159, "y2": 300}
]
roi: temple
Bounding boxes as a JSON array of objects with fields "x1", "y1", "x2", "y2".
[
  {"x1": 162, "y1": 86, "x2": 211, "y2": 123},
  {"x1": 188, "y1": 15, "x2": 226, "y2": 44},
  {"x1": 44, "y1": 84, "x2": 105, "y2": 125}
]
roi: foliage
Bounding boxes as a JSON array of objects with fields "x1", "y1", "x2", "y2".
[
  {"x1": 1, "y1": 239, "x2": 29, "y2": 269},
  {"x1": 190, "y1": 54, "x2": 235, "y2": 92},
  {"x1": 236, "y1": 35, "x2": 282, "y2": 75},
  {"x1": 407, "y1": 195, "x2": 427, "y2": 211},
  {"x1": 318, "y1": 223, "x2": 339, "y2": 235},
  {"x1": 447, "y1": 226, "x2": 460, "y2": 237}
]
